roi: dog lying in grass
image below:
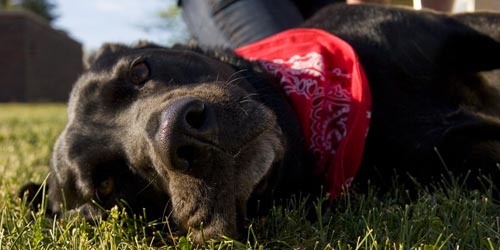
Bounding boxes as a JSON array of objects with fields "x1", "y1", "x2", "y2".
[{"x1": 20, "y1": 4, "x2": 500, "y2": 243}]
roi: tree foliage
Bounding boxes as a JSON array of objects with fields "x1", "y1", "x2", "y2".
[
  {"x1": 140, "y1": 3, "x2": 190, "y2": 46},
  {"x1": 0, "y1": 0, "x2": 57, "y2": 23}
]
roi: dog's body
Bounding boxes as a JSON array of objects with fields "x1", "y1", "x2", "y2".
[
  {"x1": 305, "y1": 6, "x2": 500, "y2": 191},
  {"x1": 21, "y1": 4, "x2": 500, "y2": 242}
]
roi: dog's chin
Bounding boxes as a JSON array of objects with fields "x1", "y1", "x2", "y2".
[{"x1": 164, "y1": 123, "x2": 284, "y2": 242}]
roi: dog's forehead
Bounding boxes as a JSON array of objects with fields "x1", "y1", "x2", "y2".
[
  {"x1": 89, "y1": 47, "x2": 223, "y2": 72},
  {"x1": 82, "y1": 47, "x2": 236, "y2": 88},
  {"x1": 67, "y1": 46, "x2": 238, "y2": 121}
]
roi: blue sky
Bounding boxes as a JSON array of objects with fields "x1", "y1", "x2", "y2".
[{"x1": 52, "y1": 0, "x2": 189, "y2": 51}]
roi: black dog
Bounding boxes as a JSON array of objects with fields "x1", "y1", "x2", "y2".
[{"x1": 20, "y1": 4, "x2": 500, "y2": 242}]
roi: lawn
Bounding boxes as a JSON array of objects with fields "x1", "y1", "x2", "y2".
[{"x1": 0, "y1": 104, "x2": 499, "y2": 249}]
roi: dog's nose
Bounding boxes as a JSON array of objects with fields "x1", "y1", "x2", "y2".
[{"x1": 157, "y1": 97, "x2": 218, "y2": 172}]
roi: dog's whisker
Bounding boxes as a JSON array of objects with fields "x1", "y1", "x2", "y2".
[
  {"x1": 161, "y1": 199, "x2": 175, "y2": 233},
  {"x1": 238, "y1": 93, "x2": 259, "y2": 103},
  {"x1": 238, "y1": 106, "x2": 249, "y2": 116},
  {"x1": 203, "y1": 181, "x2": 215, "y2": 192},
  {"x1": 226, "y1": 69, "x2": 248, "y2": 84},
  {"x1": 137, "y1": 173, "x2": 160, "y2": 196},
  {"x1": 225, "y1": 76, "x2": 247, "y2": 86},
  {"x1": 239, "y1": 99, "x2": 256, "y2": 105},
  {"x1": 222, "y1": 69, "x2": 250, "y2": 88},
  {"x1": 161, "y1": 199, "x2": 172, "y2": 222},
  {"x1": 232, "y1": 149, "x2": 242, "y2": 159}
]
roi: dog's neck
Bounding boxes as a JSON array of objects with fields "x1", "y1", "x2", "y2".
[{"x1": 236, "y1": 28, "x2": 372, "y2": 200}]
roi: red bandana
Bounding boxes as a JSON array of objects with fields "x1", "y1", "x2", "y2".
[{"x1": 235, "y1": 28, "x2": 371, "y2": 200}]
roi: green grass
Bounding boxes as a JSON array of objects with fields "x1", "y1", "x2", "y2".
[{"x1": 1, "y1": 103, "x2": 499, "y2": 249}]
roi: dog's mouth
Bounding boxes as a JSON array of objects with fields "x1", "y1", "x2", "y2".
[{"x1": 164, "y1": 126, "x2": 284, "y2": 241}]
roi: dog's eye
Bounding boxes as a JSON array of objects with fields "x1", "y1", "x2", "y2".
[
  {"x1": 129, "y1": 61, "x2": 150, "y2": 85},
  {"x1": 97, "y1": 176, "x2": 114, "y2": 197}
]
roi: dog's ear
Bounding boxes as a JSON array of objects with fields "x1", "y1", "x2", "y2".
[
  {"x1": 85, "y1": 43, "x2": 128, "y2": 69},
  {"x1": 440, "y1": 21, "x2": 500, "y2": 73},
  {"x1": 18, "y1": 182, "x2": 46, "y2": 211},
  {"x1": 133, "y1": 40, "x2": 164, "y2": 49}
]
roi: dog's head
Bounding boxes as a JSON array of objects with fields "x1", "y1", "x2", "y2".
[{"x1": 20, "y1": 42, "x2": 309, "y2": 241}]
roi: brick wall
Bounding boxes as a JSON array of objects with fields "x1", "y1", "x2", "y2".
[{"x1": 0, "y1": 10, "x2": 82, "y2": 102}]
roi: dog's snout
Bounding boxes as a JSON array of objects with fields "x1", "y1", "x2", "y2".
[
  {"x1": 157, "y1": 97, "x2": 218, "y2": 172},
  {"x1": 164, "y1": 97, "x2": 218, "y2": 141}
]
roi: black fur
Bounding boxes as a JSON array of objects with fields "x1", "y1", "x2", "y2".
[
  {"x1": 303, "y1": 4, "x2": 500, "y2": 192},
  {"x1": 19, "y1": 4, "x2": 500, "y2": 241}
]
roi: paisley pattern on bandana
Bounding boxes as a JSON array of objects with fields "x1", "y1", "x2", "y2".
[
  {"x1": 236, "y1": 28, "x2": 372, "y2": 200},
  {"x1": 259, "y1": 52, "x2": 353, "y2": 163}
]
